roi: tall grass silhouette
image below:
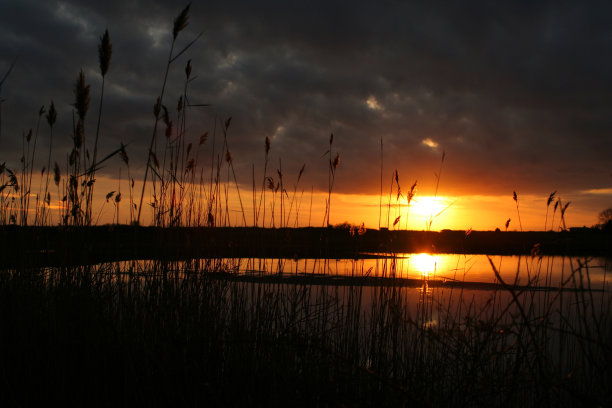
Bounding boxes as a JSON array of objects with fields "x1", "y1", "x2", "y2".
[
  {"x1": 0, "y1": 4, "x2": 610, "y2": 407},
  {"x1": 40, "y1": 101, "x2": 56, "y2": 225},
  {"x1": 0, "y1": 249, "x2": 609, "y2": 406},
  {"x1": 136, "y1": 3, "x2": 196, "y2": 225}
]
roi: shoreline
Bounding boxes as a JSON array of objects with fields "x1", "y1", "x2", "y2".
[{"x1": 1, "y1": 225, "x2": 610, "y2": 268}]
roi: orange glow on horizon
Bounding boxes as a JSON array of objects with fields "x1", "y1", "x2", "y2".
[
  {"x1": 18, "y1": 173, "x2": 599, "y2": 231},
  {"x1": 407, "y1": 196, "x2": 453, "y2": 229},
  {"x1": 325, "y1": 192, "x2": 595, "y2": 231}
]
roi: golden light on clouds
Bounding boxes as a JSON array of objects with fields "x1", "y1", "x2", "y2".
[
  {"x1": 580, "y1": 188, "x2": 612, "y2": 195},
  {"x1": 365, "y1": 95, "x2": 383, "y2": 111},
  {"x1": 272, "y1": 125, "x2": 286, "y2": 140},
  {"x1": 421, "y1": 138, "x2": 439, "y2": 149}
]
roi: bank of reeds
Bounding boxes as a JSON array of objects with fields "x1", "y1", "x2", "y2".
[
  {"x1": 0, "y1": 3, "x2": 340, "y2": 230},
  {"x1": 0, "y1": 255, "x2": 609, "y2": 406}
]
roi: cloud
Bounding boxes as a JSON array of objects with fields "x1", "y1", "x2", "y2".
[
  {"x1": 580, "y1": 188, "x2": 612, "y2": 196},
  {"x1": 421, "y1": 138, "x2": 438, "y2": 149},
  {"x1": 0, "y1": 0, "x2": 610, "y2": 208},
  {"x1": 366, "y1": 96, "x2": 383, "y2": 111}
]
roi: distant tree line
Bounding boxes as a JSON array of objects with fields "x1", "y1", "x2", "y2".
[{"x1": 598, "y1": 208, "x2": 612, "y2": 231}]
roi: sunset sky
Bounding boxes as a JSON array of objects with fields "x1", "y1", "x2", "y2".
[{"x1": 0, "y1": 0, "x2": 611, "y2": 230}]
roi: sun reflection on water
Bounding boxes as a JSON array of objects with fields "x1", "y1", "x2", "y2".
[{"x1": 410, "y1": 253, "x2": 438, "y2": 278}]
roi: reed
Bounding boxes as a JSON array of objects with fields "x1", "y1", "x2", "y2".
[
  {"x1": 65, "y1": 69, "x2": 91, "y2": 226},
  {"x1": 427, "y1": 150, "x2": 445, "y2": 231},
  {"x1": 258, "y1": 136, "x2": 271, "y2": 227},
  {"x1": 85, "y1": 29, "x2": 113, "y2": 225},
  {"x1": 544, "y1": 190, "x2": 556, "y2": 231},
  {"x1": 0, "y1": 250, "x2": 609, "y2": 406},
  {"x1": 40, "y1": 101, "x2": 56, "y2": 225},
  {"x1": 222, "y1": 117, "x2": 247, "y2": 226},
  {"x1": 513, "y1": 190, "x2": 523, "y2": 232},
  {"x1": 136, "y1": 3, "x2": 196, "y2": 225},
  {"x1": 0, "y1": 163, "x2": 18, "y2": 224},
  {"x1": 23, "y1": 107, "x2": 46, "y2": 225},
  {"x1": 324, "y1": 133, "x2": 340, "y2": 227},
  {"x1": 18, "y1": 128, "x2": 31, "y2": 225},
  {"x1": 0, "y1": 3, "x2": 412, "y2": 231},
  {"x1": 379, "y1": 135, "x2": 383, "y2": 230},
  {"x1": 286, "y1": 163, "x2": 306, "y2": 227}
]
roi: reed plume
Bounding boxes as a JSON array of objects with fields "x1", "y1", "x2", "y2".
[
  {"x1": 98, "y1": 29, "x2": 112, "y2": 77},
  {"x1": 173, "y1": 3, "x2": 191, "y2": 39},
  {"x1": 137, "y1": 3, "x2": 196, "y2": 225},
  {"x1": 67, "y1": 70, "x2": 91, "y2": 225},
  {"x1": 513, "y1": 190, "x2": 523, "y2": 231},
  {"x1": 73, "y1": 70, "x2": 90, "y2": 121},
  {"x1": 87, "y1": 29, "x2": 113, "y2": 224},
  {"x1": 560, "y1": 201, "x2": 571, "y2": 231},
  {"x1": 544, "y1": 191, "x2": 556, "y2": 231},
  {"x1": 325, "y1": 133, "x2": 339, "y2": 227}
]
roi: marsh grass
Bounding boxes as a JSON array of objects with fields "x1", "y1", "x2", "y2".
[
  {"x1": 0, "y1": 255, "x2": 609, "y2": 406},
  {"x1": 136, "y1": 3, "x2": 201, "y2": 226},
  {"x1": 84, "y1": 29, "x2": 112, "y2": 225},
  {"x1": 0, "y1": 2, "x2": 441, "y2": 231},
  {"x1": 0, "y1": 4, "x2": 611, "y2": 406},
  {"x1": 22, "y1": 106, "x2": 46, "y2": 225},
  {"x1": 40, "y1": 101, "x2": 56, "y2": 225}
]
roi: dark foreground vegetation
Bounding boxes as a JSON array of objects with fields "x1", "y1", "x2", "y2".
[{"x1": 1, "y1": 257, "x2": 611, "y2": 407}]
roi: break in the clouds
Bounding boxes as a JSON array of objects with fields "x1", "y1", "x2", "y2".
[{"x1": 0, "y1": 0, "x2": 611, "y2": 204}]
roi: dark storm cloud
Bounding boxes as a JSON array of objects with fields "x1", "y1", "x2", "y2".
[{"x1": 1, "y1": 0, "x2": 611, "y2": 197}]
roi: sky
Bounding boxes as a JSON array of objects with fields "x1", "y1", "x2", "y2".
[{"x1": 0, "y1": 0, "x2": 611, "y2": 230}]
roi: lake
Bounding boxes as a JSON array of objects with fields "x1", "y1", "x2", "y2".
[{"x1": 172, "y1": 253, "x2": 611, "y2": 289}]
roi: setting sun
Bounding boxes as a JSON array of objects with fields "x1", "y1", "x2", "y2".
[
  {"x1": 409, "y1": 196, "x2": 449, "y2": 217},
  {"x1": 403, "y1": 196, "x2": 453, "y2": 230},
  {"x1": 410, "y1": 253, "x2": 438, "y2": 277}
]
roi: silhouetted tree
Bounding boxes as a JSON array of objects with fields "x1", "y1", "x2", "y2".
[{"x1": 598, "y1": 208, "x2": 612, "y2": 231}]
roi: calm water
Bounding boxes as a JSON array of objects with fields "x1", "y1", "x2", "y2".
[{"x1": 219, "y1": 254, "x2": 611, "y2": 289}]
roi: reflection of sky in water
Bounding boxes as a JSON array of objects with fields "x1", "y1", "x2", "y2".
[
  {"x1": 108, "y1": 255, "x2": 610, "y2": 290},
  {"x1": 231, "y1": 255, "x2": 611, "y2": 289}
]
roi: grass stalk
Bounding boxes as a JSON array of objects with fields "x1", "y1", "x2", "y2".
[
  {"x1": 379, "y1": 135, "x2": 383, "y2": 230},
  {"x1": 86, "y1": 29, "x2": 113, "y2": 225},
  {"x1": 513, "y1": 191, "x2": 523, "y2": 232},
  {"x1": 137, "y1": 3, "x2": 192, "y2": 225},
  {"x1": 24, "y1": 107, "x2": 45, "y2": 225},
  {"x1": 427, "y1": 150, "x2": 445, "y2": 231},
  {"x1": 41, "y1": 101, "x2": 57, "y2": 225},
  {"x1": 259, "y1": 137, "x2": 271, "y2": 227},
  {"x1": 222, "y1": 117, "x2": 247, "y2": 226}
]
